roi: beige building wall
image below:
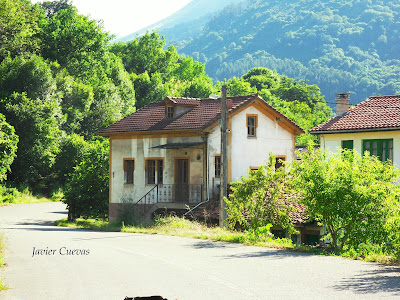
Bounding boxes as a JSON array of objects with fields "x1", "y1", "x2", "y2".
[
  {"x1": 320, "y1": 131, "x2": 400, "y2": 168},
  {"x1": 110, "y1": 136, "x2": 204, "y2": 204}
]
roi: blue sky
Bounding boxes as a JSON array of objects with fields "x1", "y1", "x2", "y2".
[{"x1": 31, "y1": 0, "x2": 192, "y2": 37}]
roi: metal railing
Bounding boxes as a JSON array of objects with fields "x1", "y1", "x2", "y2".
[
  {"x1": 133, "y1": 184, "x2": 203, "y2": 219},
  {"x1": 157, "y1": 184, "x2": 203, "y2": 203}
]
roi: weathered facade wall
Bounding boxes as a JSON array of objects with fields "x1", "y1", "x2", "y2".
[
  {"x1": 320, "y1": 131, "x2": 400, "y2": 168},
  {"x1": 110, "y1": 135, "x2": 204, "y2": 205}
]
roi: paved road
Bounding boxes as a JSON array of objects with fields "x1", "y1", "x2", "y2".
[{"x1": 0, "y1": 202, "x2": 399, "y2": 300}]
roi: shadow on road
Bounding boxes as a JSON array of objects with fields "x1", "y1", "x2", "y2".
[
  {"x1": 49, "y1": 211, "x2": 68, "y2": 215},
  {"x1": 332, "y1": 267, "x2": 400, "y2": 296},
  {"x1": 190, "y1": 240, "x2": 236, "y2": 249},
  {"x1": 222, "y1": 248, "x2": 314, "y2": 260},
  {"x1": 4, "y1": 220, "x2": 86, "y2": 232}
]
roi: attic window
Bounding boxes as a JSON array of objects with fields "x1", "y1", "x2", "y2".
[
  {"x1": 166, "y1": 106, "x2": 175, "y2": 119},
  {"x1": 247, "y1": 114, "x2": 258, "y2": 137}
]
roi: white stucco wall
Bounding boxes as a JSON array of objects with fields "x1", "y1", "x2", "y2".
[
  {"x1": 110, "y1": 136, "x2": 204, "y2": 204},
  {"x1": 230, "y1": 106, "x2": 294, "y2": 181},
  {"x1": 320, "y1": 131, "x2": 400, "y2": 168},
  {"x1": 207, "y1": 105, "x2": 295, "y2": 193}
]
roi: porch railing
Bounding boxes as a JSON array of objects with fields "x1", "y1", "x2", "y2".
[
  {"x1": 133, "y1": 184, "x2": 203, "y2": 219},
  {"x1": 157, "y1": 184, "x2": 203, "y2": 203}
]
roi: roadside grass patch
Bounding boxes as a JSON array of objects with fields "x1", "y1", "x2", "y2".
[
  {"x1": 55, "y1": 216, "x2": 399, "y2": 265},
  {"x1": 0, "y1": 185, "x2": 55, "y2": 206},
  {"x1": 0, "y1": 233, "x2": 8, "y2": 291},
  {"x1": 55, "y1": 218, "x2": 120, "y2": 232}
]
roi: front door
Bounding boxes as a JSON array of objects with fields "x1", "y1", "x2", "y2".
[{"x1": 175, "y1": 159, "x2": 189, "y2": 202}]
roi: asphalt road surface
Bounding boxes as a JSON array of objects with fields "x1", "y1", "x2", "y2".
[{"x1": 0, "y1": 202, "x2": 399, "y2": 300}]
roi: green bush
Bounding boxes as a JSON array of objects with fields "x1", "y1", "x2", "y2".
[
  {"x1": 0, "y1": 185, "x2": 21, "y2": 204},
  {"x1": 64, "y1": 137, "x2": 109, "y2": 220},
  {"x1": 226, "y1": 154, "x2": 297, "y2": 234}
]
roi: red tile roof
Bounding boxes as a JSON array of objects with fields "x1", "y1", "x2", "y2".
[
  {"x1": 159, "y1": 96, "x2": 201, "y2": 106},
  {"x1": 99, "y1": 94, "x2": 304, "y2": 135},
  {"x1": 310, "y1": 95, "x2": 400, "y2": 133}
]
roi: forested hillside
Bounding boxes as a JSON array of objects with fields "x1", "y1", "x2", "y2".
[
  {"x1": 121, "y1": 0, "x2": 243, "y2": 43},
  {"x1": 174, "y1": 0, "x2": 400, "y2": 103},
  {"x1": 0, "y1": 0, "x2": 215, "y2": 198}
]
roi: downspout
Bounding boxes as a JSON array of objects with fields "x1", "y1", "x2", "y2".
[{"x1": 184, "y1": 134, "x2": 210, "y2": 215}]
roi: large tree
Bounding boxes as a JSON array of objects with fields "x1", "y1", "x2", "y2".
[
  {"x1": 0, "y1": 93, "x2": 60, "y2": 189},
  {"x1": 0, "y1": 0, "x2": 43, "y2": 62},
  {"x1": 0, "y1": 113, "x2": 18, "y2": 181},
  {"x1": 111, "y1": 31, "x2": 215, "y2": 108}
]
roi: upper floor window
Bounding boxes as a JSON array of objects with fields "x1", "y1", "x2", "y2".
[
  {"x1": 123, "y1": 159, "x2": 135, "y2": 184},
  {"x1": 363, "y1": 139, "x2": 393, "y2": 162},
  {"x1": 247, "y1": 114, "x2": 258, "y2": 137},
  {"x1": 166, "y1": 106, "x2": 175, "y2": 119}
]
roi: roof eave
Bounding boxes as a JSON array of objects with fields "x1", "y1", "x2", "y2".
[
  {"x1": 309, "y1": 126, "x2": 400, "y2": 135},
  {"x1": 98, "y1": 128, "x2": 206, "y2": 137}
]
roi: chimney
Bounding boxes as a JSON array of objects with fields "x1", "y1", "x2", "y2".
[
  {"x1": 336, "y1": 93, "x2": 350, "y2": 116},
  {"x1": 227, "y1": 98, "x2": 233, "y2": 109}
]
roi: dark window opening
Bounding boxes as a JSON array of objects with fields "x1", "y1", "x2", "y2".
[
  {"x1": 157, "y1": 160, "x2": 163, "y2": 184},
  {"x1": 247, "y1": 116, "x2": 256, "y2": 137},
  {"x1": 275, "y1": 157, "x2": 285, "y2": 170},
  {"x1": 166, "y1": 106, "x2": 174, "y2": 119},
  {"x1": 124, "y1": 159, "x2": 134, "y2": 184},
  {"x1": 342, "y1": 140, "x2": 354, "y2": 150},
  {"x1": 146, "y1": 159, "x2": 163, "y2": 184},
  {"x1": 215, "y1": 156, "x2": 221, "y2": 178}
]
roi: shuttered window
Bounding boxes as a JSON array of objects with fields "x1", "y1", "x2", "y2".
[{"x1": 363, "y1": 139, "x2": 393, "y2": 162}]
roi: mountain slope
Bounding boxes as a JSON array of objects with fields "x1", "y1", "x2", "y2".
[
  {"x1": 175, "y1": 0, "x2": 400, "y2": 103},
  {"x1": 119, "y1": 0, "x2": 243, "y2": 43}
]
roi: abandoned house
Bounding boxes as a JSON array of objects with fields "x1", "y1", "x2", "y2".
[{"x1": 99, "y1": 93, "x2": 304, "y2": 223}]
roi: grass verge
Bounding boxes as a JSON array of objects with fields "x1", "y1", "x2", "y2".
[
  {"x1": 0, "y1": 185, "x2": 56, "y2": 206},
  {"x1": 55, "y1": 216, "x2": 399, "y2": 265},
  {"x1": 0, "y1": 233, "x2": 7, "y2": 291}
]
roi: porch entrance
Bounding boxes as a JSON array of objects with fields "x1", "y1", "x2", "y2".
[{"x1": 175, "y1": 158, "x2": 189, "y2": 202}]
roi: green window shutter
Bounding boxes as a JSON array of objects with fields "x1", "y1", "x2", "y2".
[
  {"x1": 362, "y1": 139, "x2": 393, "y2": 162},
  {"x1": 342, "y1": 140, "x2": 353, "y2": 150}
]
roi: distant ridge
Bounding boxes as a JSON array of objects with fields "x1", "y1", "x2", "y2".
[{"x1": 118, "y1": 0, "x2": 243, "y2": 42}]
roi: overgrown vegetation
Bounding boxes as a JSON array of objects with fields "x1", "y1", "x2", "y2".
[
  {"x1": 0, "y1": 185, "x2": 53, "y2": 206},
  {"x1": 1, "y1": 1, "x2": 399, "y2": 265},
  {"x1": 225, "y1": 147, "x2": 400, "y2": 261},
  {"x1": 226, "y1": 155, "x2": 297, "y2": 234},
  {"x1": 293, "y1": 147, "x2": 400, "y2": 254}
]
